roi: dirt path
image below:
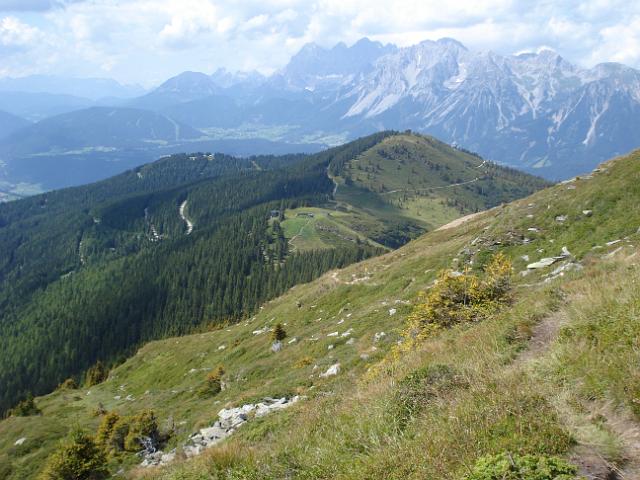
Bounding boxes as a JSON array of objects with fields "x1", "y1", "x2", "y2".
[
  {"x1": 435, "y1": 211, "x2": 484, "y2": 232},
  {"x1": 179, "y1": 200, "x2": 194, "y2": 235},
  {"x1": 514, "y1": 310, "x2": 566, "y2": 365},
  {"x1": 330, "y1": 270, "x2": 371, "y2": 285},
  {"x1": 514, "y1": 308, "x2": 640, "y2": 479},
  {"x1": 288, "y1": 218, "x2": 313, "y2": 252},
  {"x1": 380, "y1": 177, "x2": 479, "y2": 196}
]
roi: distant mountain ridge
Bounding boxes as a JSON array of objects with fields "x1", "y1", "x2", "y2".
[
  {"x1": 0, "y1": 75, "x2": 144, "y2": 100},
  {"x1": 2, "y1": 37, "x2": 639, "y2": 189},
  {"x1": 0, "y1": 110, "x2": 30, "y2": 140},
  {"x1": 133, "y1": 37, "x2": 640, "y2": 179}
]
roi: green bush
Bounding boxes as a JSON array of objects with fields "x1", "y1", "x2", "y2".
[
  {"x1": 394, "y1": 364, "x2": 466, "y2": 428},
  {"x1": 200, "y1": 365, "x2": 225, "y2": 397},
  {"x1": 404, "y1": 253, "x2": 512, "y2": 343},
  {"x1": 107, "y1": 417, "x2": 130, "y2": 451},
  {"x1": 84, "y1": 361, "x2": 109, "y2": 387},
  {"x1": 95, "y1": 411, "x2": 120, "y2": 449},
  {"x1": 464, "y1": 452, "x2": 579, "y2": 479},
  {"x1": 58, "y1": 378, "x2": 78, "y2": 390},
  {"x1": 124, "y1": 410, "x2": 159, "y2": 452},
  {"x1": 39, "y1": 430, "x2": 108, "y2": 480},
  {"x1": 11, "y1": 392, "x2": 40, "y2": 417}
]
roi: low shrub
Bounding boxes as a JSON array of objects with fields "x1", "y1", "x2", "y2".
[
  {"x1": 39, "y1": 430, "x2": 108, "y2": 480},
  {"x1": 200, "y1": 365, "x2": 225, "y2": 397},
  {"x1": 58, "y1": 378, "x2": 78, "y2": 390},
  {"x1": 464, "y1": 452, "x2": 579, "y2": 479},
  {"x1": 84, "y1": 361, "x2": 109, "y2": 387},
  {"x1": 404, "y1": 252, "x2": 512, "y2": 345},
  {"x1": 11, "y1": 392, "x2": 40, "y2": 417},
  {"x1": 394, "y1": 364, "x2": 466, "y2": 428}
]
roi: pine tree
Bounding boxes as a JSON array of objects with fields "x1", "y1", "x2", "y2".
[{"x1": 272, "y1": 323, "x2": 287, "y2": 342}]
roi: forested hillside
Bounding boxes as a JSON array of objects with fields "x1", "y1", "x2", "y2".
[{"x1": 0, "y1": 131, "x2": 547, "y2": 415}]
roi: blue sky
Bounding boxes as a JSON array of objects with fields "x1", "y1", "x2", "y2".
[{"x1": 0, "y1": 0, "x2": 639, "y2": 86}]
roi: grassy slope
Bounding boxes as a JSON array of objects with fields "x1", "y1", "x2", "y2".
[
  {"x1": 280, "y1": 133, "x2": 549, "y2": 251},
  {"x1": 1, "y1": 151, "x2": 638, "y2": 479},
  {"x1": 332, "y1": 133, "x2": 549, "y2": 244},
  {"x1": 278, "y1": 207, "x2": 384, "y2": 252}
]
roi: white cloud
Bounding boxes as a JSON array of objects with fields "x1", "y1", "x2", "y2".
[
  {"x1": 0, "y1": 16, "x2": 43, "y2": 52},
  {"x1": 0, "y1": 0, "x2": 638, "y2": 84}
]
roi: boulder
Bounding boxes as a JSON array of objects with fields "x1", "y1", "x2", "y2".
[
  {"x1": 374, "y1": 332, "x2": 387, "y2": 342},
  {"x1": 526, "y1": 257, "x2": 558, "y2": 269},
  {"x1": 319, "y1": 363, "x2": 340, "y2": 378}
]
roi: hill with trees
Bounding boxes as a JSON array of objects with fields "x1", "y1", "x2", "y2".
[{"x1": 0, "y1": 132, "x2": 547, "y2": 422}]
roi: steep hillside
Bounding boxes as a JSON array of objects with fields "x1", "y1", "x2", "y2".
[
  {"x1": 1, "y1": 149, "x2": 638, "y2": 479},
  {"x1": 0, "y1": 132, "x2": 545, "y2": 423}
]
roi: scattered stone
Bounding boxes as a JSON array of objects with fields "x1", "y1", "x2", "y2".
[
  {"x1": 14, "y1": 437, "x2": 26, "y2": 446},
  {"x1": 327, "y1": 332, "x2": 339, "y2": 337},
  {"x1": 359, "y1": 353, "x2": 370, "y2": 360},
  {"x1": 271, "y1": 341, "x2": 282, "y2": 353},
  {"x1": 561, "y1": 246, "x2": 572, "y2": 257},
  {"x1": 114, "y1": 395, "x2": 121, "y2": 400},
  {"x1": 388, "y1": 308, "x2": 397, "y2": 316},
  {"x1": 142, "y1": 450, "x2": 176, "y2": 467},
  {"x1": 218, "y1": 345, "x2": 226, "y2": 351},
  {"x1": 527, "y1": 257, "x2": 558, "y2": 269},
  {"x1": 582, "y1": 210, "x2": 593, "y2": 217},
  {"x1": 337, "y1": 319, "x2": 344, "y2": 325},
  {"x1": 521, "y1": 255, "x2": 530, "y2": 262},
  {"x1": 373, "y1": 332, "x2": 387, "y2": 342},
  {"x1": 606, "y1": 239, "x2": 621, "y2": 246},
  {"x1": 125, "y1": 394, "x2": 135, "y2": 401},
  {"x1": 287, "y1": 337, "x2": 298, "y2": 344},
  {"x1": 252, "y1": 326, "x2": 269, "y2": 335},
  {"x1": 142, "y1": 397, "x2": 301, "y2": 467},
  {"x1": 526, "y1": 214, "x2": 534, "y2": 219},
  {"x1": 328, "y1": 344, "x2": 334, "y2": 350},
  {"x1": 341, "y1": 328, "x2": 354, "y2": 338},
  {"x1": 346, "y1": 338, "x2": 355, "y2": 345},
  {"x1": 319, "y1": 363, "x2": 340, "y2": 378},
  {"x1": 544, "y1": 262, "x2": 583, "y2": 282},
  {"x1": 606, "y1": 247, "x2": 624, "y2": 258},
  {"x1": 527, "y1": 227, "x2": 540, "y2": 232},
  {"x1": 555, "y1": 215, "x2": 568, "y2": 222}
]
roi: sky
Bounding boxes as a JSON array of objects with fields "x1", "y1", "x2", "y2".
[{"x1": 0, "y1": 0, "x2": 639, "y2": 87}]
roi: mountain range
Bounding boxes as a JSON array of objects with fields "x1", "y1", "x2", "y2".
[
  {"x1": 133, "y1": 37, "x2": 640, "y2": 180},
  {"x1": 0, "y1": 37, "x2": 639, "y2": 195}
]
